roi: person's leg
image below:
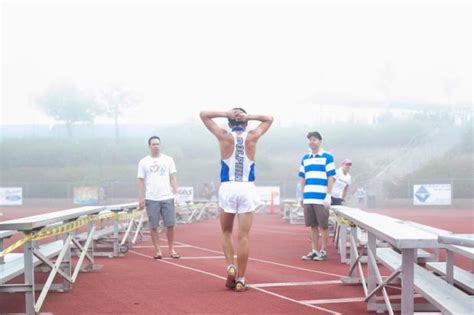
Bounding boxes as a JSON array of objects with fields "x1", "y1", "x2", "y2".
[
  {"x1": 220, "y1": 208, "x2": 236, "y2": 266},
  {"x1": 310, "y1": 232, "x2": 316, "y2": 251},
  {"x1": 145, "y1": 200, "x2": 162, "y2": 258},
  {"x1": 166, "y1": 226, "x2": 176, "y2": 254},
  {"x1": 314, "y1": 205, "x2": 330, "y2": 260},
  {"x1": 151, "y1": 228, "x2": 162, "y2": 257},
  {"x1": 320, "y1": 228, "x2": 329, "y2": 251},
  {"x1": 218, "y1": 182, "x2": 240, "y2": 288},
  {"x1": 236, "y1": 211, "x2": 254, "y2": 279},
  {"x1": 311, "y1": 226, "x2": 320, "y2": 252},
  {"x1": 302, "y1": 204, "x2": 319, "y2": 259},
  {"x1": 160, "y1": 199, "x2": 178, "y2": 257},
  {"x1": 319, "y1": 205, "x2": 330, "y2": 251},
  {"x1": 220, "y1": 209, "x2": 237, "y2": 288}
]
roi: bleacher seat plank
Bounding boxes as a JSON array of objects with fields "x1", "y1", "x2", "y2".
[
  {"x1": 0, "y1": 240, "x2": 63, "y2": 284},
  {"x1": 427, "y1": 261, "x2": 474, "y2": 294}
]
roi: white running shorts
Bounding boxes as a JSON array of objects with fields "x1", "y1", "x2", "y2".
[{"x1": 218, "y1": 181, "x2": 261, "y2": 214}]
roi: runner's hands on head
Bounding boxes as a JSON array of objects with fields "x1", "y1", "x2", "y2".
[
  {"x1": 234, "y1": 110, "x2": 247, "y2": 123},
  {"x1": 229, "y1": 109, "x2": 247, "y2": 122}
]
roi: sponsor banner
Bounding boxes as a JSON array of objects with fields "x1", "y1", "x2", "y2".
[
  {"x1": 0, "y1": 187, "x2": 23, "y2": 205},
  {"x1": 413, "y1": 184, "x2": 451, "y2": 206},
  {"x1": 177, "y1": 186, "x2": 194, "y2": 204},
  {"x1": 257, "y1": 186, "x2": 280, "y2": 205},
  {"x1": 73, "y1": 187, "x2": 99, "y2": 205}
]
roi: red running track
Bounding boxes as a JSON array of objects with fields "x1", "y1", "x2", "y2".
[{"x1": 0, "y1": 207, "x2": 472, "y2": 314}]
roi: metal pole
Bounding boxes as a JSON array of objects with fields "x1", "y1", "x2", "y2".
[
  {"x1": 401, "y1": 249, "x2": 415, "y2": 314},
  {"x1": 23, "y1": 236, "x2": 35, "y2": 315}
]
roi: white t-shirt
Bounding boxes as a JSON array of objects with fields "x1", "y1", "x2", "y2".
[
  {"x1": 332, "y1": 168, "x2": 351, "y2": 199},
  {"x1": 137, "y1": 154, "x2": 177, "y2": 201}
]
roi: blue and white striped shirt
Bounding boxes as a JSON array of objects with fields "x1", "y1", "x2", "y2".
[{"x1": 298, "y1": 150, "x2": 336, "y2": 204}]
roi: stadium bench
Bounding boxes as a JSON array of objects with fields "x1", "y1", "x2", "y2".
[
  {"x1": 377, "y1": 247, "x2": 473, "y2": 315},
  {"x1": 0, "y1": 205, "x2": 106, "y2": 315},
  {"x1": 332, "y1": 206, "x2": 443, "y2": 314}
]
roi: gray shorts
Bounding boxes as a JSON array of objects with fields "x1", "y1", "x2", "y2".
[
  {"x1": 145, "y1": 199, "x2": 176, "y2": 229},
  {"x1": 303, "y1": 204, "x2": 329, "y2": 229}
]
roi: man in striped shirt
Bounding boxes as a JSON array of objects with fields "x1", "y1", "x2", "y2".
[{"x1": 298, "y1": 131, "x2": 336, "y2": 261}]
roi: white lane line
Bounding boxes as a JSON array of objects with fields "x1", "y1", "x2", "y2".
[
  {"x1": 303, "y1": 297, "x2": 367, "y2": 304},
  {"x1": 302, "y1": 294, "x2": 423, "y2": 305},
  {"x1": 130, "y1": 250, "x2": 227, "y2": 279},
  {"x1": 132, "y1": 245, "x2": 191, "y2": 248},
  {"x1": 251, "y1": 228, "x2": 309, "y2": 236},
  {"x1": 252, "y1": 280, "x2": 342, "y2": 288},
  {"x1": 163, "y1": 256, "x2": 225, "y2": 260},
  {"x1": 129, "y1": 250, "x2": 339, "y2": 314},
  {"x1": 248, "y1": 257, "x2": 344, "y2": 278},
  {"x1": 252, "y1": 286, "x2": 341, "y2": 315},
  {"x1": 174, "y1": 241, "x2": 345, "y2": 278}
]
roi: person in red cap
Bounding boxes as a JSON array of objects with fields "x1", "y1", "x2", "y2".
[{"x1": 331, "y1": 159, "x2": 352, "y2": 206}]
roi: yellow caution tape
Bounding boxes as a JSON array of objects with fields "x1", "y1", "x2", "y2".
[
  {"x1": 0, "y1": 209, "x2": 143, "y2": 258},
  {"x1": 114, "y1": 210, "x2": 144, "y2": 221},
  {"x1": 335, "y1": 215, "x2": 355, "y2": 227}
]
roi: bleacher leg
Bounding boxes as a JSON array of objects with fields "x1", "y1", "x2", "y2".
[
  {"x1": 87, "y1": 222, "x2": 95, "y2": 269},
  {"x1": 132, "y1": 214, "x2": 144, "y2": 245},
  {"x1": 367, "y1": 233, "x2": 377, "y2": 311},
  {"x1": 62, "y1": 229, "x2": 73, "y2": 291},
  {"x1": 23, "y1": 237, "x2": 36, "y2": 315},
  {"x1": 113, "y1": 217, "x2": 120, "y2": 256},
  {"x1": 401, "y1": 248, "x2": 415, "y2": 315},
  {"x1": 446, "y1": 250, "x2": 454, "y2": 284}
]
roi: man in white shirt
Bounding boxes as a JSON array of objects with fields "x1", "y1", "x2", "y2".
[
  {"x1": 137, "y1": 136, "x2": 179, "y2": 259},
  {"x1": 331, "y1": 159, "x2": 352, "y2": 206}
]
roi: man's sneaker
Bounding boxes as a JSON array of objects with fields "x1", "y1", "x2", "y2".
[
  {"x1": 301, "y1": 250, "x2": 318, "y2": 260},
  {"x1": 235, "y1": 280, "x2": 247, "y2": 292},
  {"x1": 225, "y1": 264, "x2": 237, "y2": 289},
  {"x1": 313, "y1": 249, "x2": 327, "y2": 261}
]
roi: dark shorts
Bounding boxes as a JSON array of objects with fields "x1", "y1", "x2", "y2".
[
  {"x1": 303, "y1": 204, "x2": 329, "y2": 229},
  {"x1": 145, "y1": 198, "x2": 176, "y2": 229},
  {"x1": 331, "y1": 197, "x2": 344, "y2": 206}
]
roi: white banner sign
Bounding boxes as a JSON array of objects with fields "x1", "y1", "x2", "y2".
[
  {"x1": 413, "y1": 184, "x2": 451, "y2": 206},
  {"x1": 0, "y1": 187, "x2": 23, "y2": 205},
  {"x1": 256, "y1": 186, "x2": 280, "y2": 205},
  {"x1": 177, "y1": 186, "x2": 194, "y2": 204}
]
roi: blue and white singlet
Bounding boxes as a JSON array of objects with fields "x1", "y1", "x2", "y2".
[{"x1": 220, "y1": 131, "x2": 255, "y2": 182}]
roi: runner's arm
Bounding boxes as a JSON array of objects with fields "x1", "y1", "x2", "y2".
[
  {"x1": 199, "y1": 111, "x2": 233, "y2": 140},
  {"x1": 245, "y1": 114, "x2": 274, "y2": 140}
]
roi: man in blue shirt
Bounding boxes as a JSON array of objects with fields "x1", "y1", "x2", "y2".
[{"x1": 298, "y1": 131, "x2": 336, "y2": 261}]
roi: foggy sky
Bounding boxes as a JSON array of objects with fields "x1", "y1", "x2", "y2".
[{"x1": 1, "y1": 0, "x2": 472, "y2": 126}]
